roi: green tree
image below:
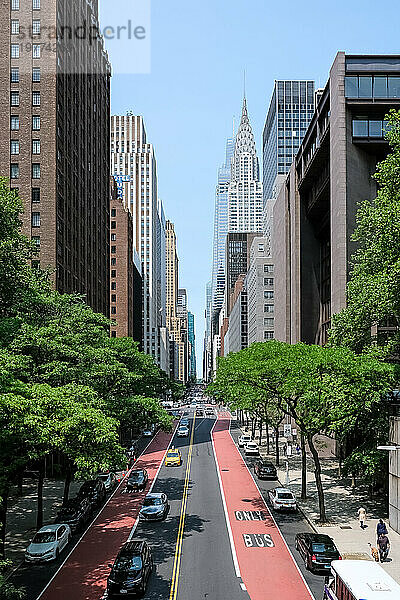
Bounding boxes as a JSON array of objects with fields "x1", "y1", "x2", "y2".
[
  {"x1": 330, "y1": 109, "x2": 400, "y2": 353},
  {"x1": 211, "y1": 341, "x2": 395, "y2": 523}
]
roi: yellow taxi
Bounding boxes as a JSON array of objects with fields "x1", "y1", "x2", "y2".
[{"x1": 165, "y1": 448, "x2": 182, "y2": 467}]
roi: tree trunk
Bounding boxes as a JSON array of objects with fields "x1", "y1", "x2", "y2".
[
  {"x1": 307, "y1": 434, "x2": 327, "y2": 523},
  {"x1": 36, "y1": 459, "x2": 45, "y2": 531},
  {"x1": 0, "y1": 488, "x2": 9, "y2": 559},
  {"x1": 274, "y1": 427, "x2": 280, "y2": 467},
  {"x1": 266, "y1": 426, "x2": 270, "y2": 455},
  {"x1": 17, "y1": 471, "x2": 23, "y2": 496},
  {"x1": 259, "y1": 420, "x2": 263, "y2": 446},
  {"x1": 251, "y1": 419, "x2": 256, "y2": 439},
  {"x1": 301, "y1": 431, "x2": 307, "y2": 500},
  {"x1": 63, "y1": 467, "x2": 73, "y2": 506}
]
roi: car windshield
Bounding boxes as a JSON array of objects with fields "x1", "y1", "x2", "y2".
[
  {"x1": 33, "y1": 532, "x2": 56, "y2": 543},
  {"x1": 277, "y1": 492, "x2": 294, "y2": 500},
  {"x1": 98, "y1": 474, "x2": 109, "y2": 481},
  {"x1": 312, "y1": 542, "x2": 335, "y2": 553},
  {"x1": 129, "y1": 471, "x2": 144, "y2": 481},
  {"x1": 143, "y1": 497, "x2": 162, "y2": 506},
  {"x1": 168, "y1": 452, "x2": 179, "y2": 457},
  {"x1": 114, "y1": 555, "x2": 142, "y2": 571},
  {"x1": 261, "y1": 464, "x2": 273, "y2": 469},
  {"x1": 58, "y1": 506, "x2": 77, "y2": 517}
]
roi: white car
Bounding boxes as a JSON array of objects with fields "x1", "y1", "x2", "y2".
[
  {"x1": 268, "y1": 487, "x2": 297, "y2": 512},
  {"x1": 143, "y1": 428, "x2": 154, "y2": 437},
  {"x1": 238, "y1": 434, "x2": 252, "y2": 448},
  {"x1": 177, "y1": 426, "x2": 189, "y2": 437},
  {"x1": 97, "y1": 472, "x2": 117, "y2": 492},
  {"x1": 244, "y1": 441, "x2": 259, "y2": 456},
  {"x1": 25, "y1": 524, "x2": 71, "y2": 563}
]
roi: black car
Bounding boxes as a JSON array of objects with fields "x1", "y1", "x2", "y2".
[
  {"x1": 77, "y1": 479, "x2": 106, "y2": 508},
  {"x1": 107, "y1": 540, "x2": 153, "y2": 597},
  {"x1": 139, "y1": 493, "x2": 169, "y2": 521},
  {"x1": 126, "y1": 469, "x2": 148, "y2": 493},
  {"x1": 295, "y1": 533, "x2": 341, "y2": 573},
  {"x1": 254, "y1": 460, "x2": 277, "y2": 479},
  {"x1": 54, "y1": 497, "x2": 92, "y2": 532}
]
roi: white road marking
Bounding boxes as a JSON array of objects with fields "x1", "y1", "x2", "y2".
[
  {"x1": 240, "y1": 582, "x2": 247, "y2": 591},
  {"x1": 228, "y1": 420, "x2": 316, "y2": 600},
  {"x1": 210, "y1": 418, "x2": 242, "y2": 580},
  {"x1": 35, "y1": 430, "x2": 170, "y2": 600}
]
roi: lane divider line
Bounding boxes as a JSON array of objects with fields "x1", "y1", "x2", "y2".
[
  {"x1": 35, "y1": 430, "x2": 171, "y2": 600},
  {"x1": 168, "y1": 414, "x2": 196, "y2": 600},
  {"x1": 227, "y1": 418, "x2": 315, "y2": 600},
  {"x1": 210, "y1": 418, "x2": 242, "y2": 581}
]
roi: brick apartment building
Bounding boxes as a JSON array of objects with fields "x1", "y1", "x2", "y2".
[{"x1": 0, "y1": 0, "x2": 111, "y2": 316}]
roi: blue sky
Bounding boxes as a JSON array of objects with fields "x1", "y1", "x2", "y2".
[{"x1": 107, "y1": 0, "x2": 398, "y2": 376}]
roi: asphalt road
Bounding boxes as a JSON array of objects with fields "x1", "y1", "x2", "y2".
[
  {"x1": 10, "y1": 406, "x2": 326, "y2": 600},
  {"x1": 229, "y1": 420, "x2": 324, "y2": 600}
]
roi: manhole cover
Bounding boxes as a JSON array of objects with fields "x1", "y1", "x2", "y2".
[{"x1": 340, "y1": 525, "x2": 352, "y2": 529}]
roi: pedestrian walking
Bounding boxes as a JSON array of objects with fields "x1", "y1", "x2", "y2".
[
  {"x1": 377, "y1": 518, "x2": 388, "y2": 541},
  {"x1": 368, "y1": 542, "x2": 379, "y2": 562},
  {"x1": 357, "y1": 507, "x2": 367, "y2": 529},
  {"x1": 378, "y1": 533, "x2": 390, "y2": 562}
]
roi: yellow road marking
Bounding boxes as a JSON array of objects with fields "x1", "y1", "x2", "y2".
[{"x1": 169, "y1": 413, "x2": 196, "y2": 600}]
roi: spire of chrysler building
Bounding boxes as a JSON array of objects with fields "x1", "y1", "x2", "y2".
[{"x1": 231, "y1": 96, "x2": 260, "y2": 183}]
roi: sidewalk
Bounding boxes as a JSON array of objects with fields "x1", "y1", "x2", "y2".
[{"x1": 235, "y1": 420, "x2": 400, "y2": 584}]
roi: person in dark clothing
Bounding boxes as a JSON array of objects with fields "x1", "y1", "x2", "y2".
[
  {"x1": 377, "y1": 519, "x2": 388, "y2": 540},
  {"x1": 378, "y1": 533, "x2": 390, "y2": 562}
]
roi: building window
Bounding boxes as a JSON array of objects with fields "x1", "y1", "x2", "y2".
[
  {"x1": 111, "y1": 282, "x2": 116, "y2": 290},
  {"x1": 258, "y1": 243, "x2": 264, "y2": 252},
  {"x1": 11, "y1": 67, "x2": 19, "y2": 82},
  {"x1": 10, "y1": 164, "x2": 19, "y2": 179},
  {"x1": 111, "y1": 331, "x2": 117, "y2": 338},
  {"x1": 111, "y1": 269, "x2": 116, "y2": 278},
  {"x1": 32, "y1": 44, "x2": 40, "y2": 58},
  {"x1": 264, "y1": 331, "x2": 274, "y2": 340},
  {"x1": 264, "y1": 264, "x2": 274, "y2": 273},
  {"x1": 32, "y1": 91, "x2": 40, "y2": 106},
  {"x1": 32, "y1": 116, "x2": 40, "y2": 130},
  {"x1": 32, "y1": 20, "x2": 40, "y2": 34},
  {"x1": 111, "y1": 208, "x2": 116, "y2": 217},
  {"x1": 111, "y1": 221, "x2": 116, "y2": 229},
  {"x1": 111, "y1": 258, "x2": 116, "y2": 266},
  {"x1": 32, "y1": 163, "x2": 40, "y2": 178},
  {"x1": 11, "y1": 116, "x2": 19, "y2": 130},
  {"x1": 388, "y1": 77, "x2": 400, "y2": 98},
  {"x1": 264, "y1": 277, "x2": 274, "y2": 286},
  {"x1": 264, "y1": 291, "x2": 274, "y2": 299},
  {"x1": 32, "y1": 139, "x2": 40, "y2": 154},
  {"x1": 111, "y1": 246, "x2": 116, "y2": 253},
  {"x1": 111, "y1": 307, "x2": 116, "y2": 315},
  {"x1": 264, "y1": 304, "x2": 274, "y2": 313},
  {"x1": 111, "y1": 294, "x2": 116, "y2": 303},
  {"x1": 32, "y1": 212, "x2": 41, "y2": 227},
  {"x1": 10, "y1": 140, "x2": 19, "y2": 155},
  {"x1": 32, "y1": 235, "x2": 40, "y2": 248},
  {"x1": 264, "y1": 317, "x2": 274, "y2": 327},
  {"x1": 32, "y1": 0, "x2": 40, "y2": 8},
  {"x1": 111, "y1": 233, "x2": 116, "y2": 241},
  {"x1": 11, "y1": 44, "x2": 19, "y2": 58},
  {"x1": 11, "y1": 0, "x2": 20, "y2": 9},
  {"x1": 11, "y1": 91, "x2": 19, "y2": 106},
  {"x1": 32, "y1": 67, "x2": 40, "y2": 82},
  {"x1": 32, "y1": 188, "x2": 40, "y2": 203}
]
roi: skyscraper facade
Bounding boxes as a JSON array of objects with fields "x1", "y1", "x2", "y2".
[
  {"x1": 211, "y1": 137, "x2": 234, "y2": 315},
  {"x1": 165, "y1": 220, "x2": 181, "y2": 380},
  {"x1": 263, "y1": 81, "x2": 315, "y2": 203},
  {"x1": 0, "y1": 0, "x2": 111, "y2": 316},
  {"x1": 111, "y1": 115, "x2": 167, "y2": 369},
  {"x1": 187, "y1": 311, "x2": 196, "y2": 380},
  {"x1": 228, "y1": 98, "x2": 263, "y2": 233},
  {"x1": 177, "y1": 288, "x2": 189, "y2": 383}
]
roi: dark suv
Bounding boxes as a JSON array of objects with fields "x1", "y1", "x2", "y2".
[
  {"x1": 254, "y1": 460, "x2": 277, "y2": 480},
  {"x1": 55, "y1": 497, "x2": 91, "y2": 532},
  {"x1": 77, "y1": 479, "x2": 106, "y2": 509},
  {"x1": 295, "y1": 533, "x2": 341, "y2": 573},
  {"x1": 107, "y1": 540, "x2": 153, "y2": 597}
]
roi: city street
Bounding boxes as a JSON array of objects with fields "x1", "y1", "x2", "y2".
[{"x1": 8, "y1": 407, "x2": 328, "y2": 600}]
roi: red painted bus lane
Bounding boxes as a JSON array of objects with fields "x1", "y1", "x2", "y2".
[
  {"x1": 212, "y1": 416, "x2": 314, "y2": 600},
  {"x1": 38, "y1": 429, "x2": 174, "y2": 600}
]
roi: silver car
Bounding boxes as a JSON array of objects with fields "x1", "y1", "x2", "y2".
[{"x1": 25, "y1": 524, "x2": 71, "y2": 563}]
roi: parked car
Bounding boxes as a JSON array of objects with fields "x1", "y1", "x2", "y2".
[
  {"x1": 268, "y1": 487, "x2": 297, "y2": 511},
  {"x1": 54, "y1": 497, "x2": 91, "y2": 532},
  {"x1": 177, "y1": 425, "x2": 189, "y2": 437},
  {"x1": 295, "y1": 533, "x2": 341, "y2": 573},
  {"x1": 143, "y1": 425, "x2": 155, "y2": 437},
  {"x1": 77, "y1": 479, "x2": 106, "y2": 508},
  {"x1": 25, "y1": 524, "x2": 71, "y2": 563},
  {"x1": 126, "y1": 469, "x2": 148, "y2": 493},
  {"x1": 97, "y1": 472, "x2": 118, "y2": 493},
  {"x1": 139, "y1": 493, "x2": 169, "y2": 521},
  {"x1": 238, "y1": 433, "x2": 252, "y2": 448},
  {"x1": 254, "y1": 460, "x2": 277, "y2": 479},
  {"x1": 244, "y1": 441, "x2": 259, "y2": 456},
  {"x1": 180, "y1": 418, "x2": 189, "y2": 426},
  {"x1": 165, "y1": 448, "x2": 182, "y2": 466},
  {"x1": 107, "y1": 540, "x2": 153, "y2": 597}
]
